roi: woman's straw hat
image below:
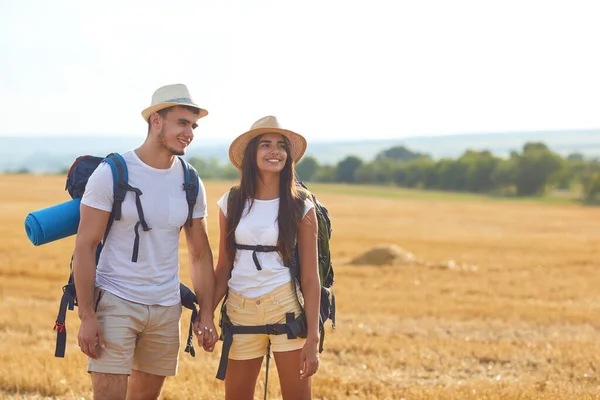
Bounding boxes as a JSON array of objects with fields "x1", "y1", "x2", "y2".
[
  {"x1": 229, "y1": 116, "x2": 307, "y2": 169},
  {"x1": 141, "y1": 83, "x2": 208, "y2": 122}
]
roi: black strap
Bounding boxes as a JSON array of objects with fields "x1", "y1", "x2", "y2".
[
  {"x1": 132, "y1": 221, "x2": 142, "y2": 262},
  {"x1": 111, "y1": 160, "x2": 127, "y2": 221},
  {"x1": 129, "y1": 186, "x2": 151, "y2": 262},
  {"x1": 215, "y1": 312, "x2": 301, "y2": 381},
  {"x1": 264, "y1": 341, "x2": 271, "y2": 400},
  {"x1": 216, "y1": 327, "x2": 234, "y2": 380},
  {"x1": 184, "y1": 308, "x2": 198, "y2": 357},
  {"x1": 180, "y1": 159, "x2": 198, "y2": 228},
  {"x1": 331, "y1": 291, "x2": 336, "y2": 330},
  {"x1": 234, "y1": 244, "x2": 279, "y2": 271},
  {"x1": 54, "y1": 284, "x2": 75, "y2": 358}
]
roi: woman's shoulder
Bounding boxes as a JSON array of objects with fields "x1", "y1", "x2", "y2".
[{"x1": 217, "y1": 187, "x2": 238, "y2": 206}]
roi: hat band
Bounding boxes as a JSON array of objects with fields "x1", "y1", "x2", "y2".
[{"x1": 161, "y1": 97, "x2": 194, "y2": 105}]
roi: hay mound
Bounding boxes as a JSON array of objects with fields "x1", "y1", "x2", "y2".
[{"x1": 350, "y1": 245, "x2": 418, "y2": 266}]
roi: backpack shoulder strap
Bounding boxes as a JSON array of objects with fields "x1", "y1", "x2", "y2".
[
  {"x1": 101, "y1": 153, "x2": 128, "y2": 243},
  {"x1": 178, "y1": 157, "x2": 200, "y2": 227},
  {"x1": 295, "y1": 178, "x2": 311, "y2": 201},
  {"x1": 103, "y1": 152, "x2": 128, "y2": 221}
]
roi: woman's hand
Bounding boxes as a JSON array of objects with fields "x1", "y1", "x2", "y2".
[
  {"x1": 194, "y1": 316, "x2": 219, "y2": 352},
  {"x1": 299, "y1": 338, "x2": 320, "y2": 379}
]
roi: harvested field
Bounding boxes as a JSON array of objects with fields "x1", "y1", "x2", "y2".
[{"x1": 1, "y1": 174, "x2": 599, "y2": 399}]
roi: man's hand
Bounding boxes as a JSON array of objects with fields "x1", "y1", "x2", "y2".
[
  {"x1": 193, "y1": 316, "x2": 218, "y2": 352},
  {"x1": 78, "y1": 314, "x2": 105, "y2": 359}
]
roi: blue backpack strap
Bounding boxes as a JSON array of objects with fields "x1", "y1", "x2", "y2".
[
  {"x1": 179, "y1": 157, "x2": 200, "y2": 227},
  {"x1": 103, "y1": 153, "x2": 128, "y2": 222},
  {"x1": 103, "y1": 152, "x2": 150, "y2": 262}
]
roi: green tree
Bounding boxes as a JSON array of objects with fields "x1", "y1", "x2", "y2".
[
  {"x1": 581, "y1": 162, "x2": 600, "y2": 202},
  {"x1": 513, "y1": 142, "x2": 563, "y2": 196},
  {"x1": 566, "y1": 152, "x2": 585, "y2": 162},
  {"x1": 355, "y1": 159, "x2": 396, "y2": 184},
  {"x1": 335, "y1": 156, "x2": 363, "y2": 183},
  {"x1": 376, "y1": 145, "x2": 428, "y2": 162},
  {"x1": 491, "y1": 158, "x2": 516, "y2": 194},
  {"x1": 396, "y1": 158, "x2": 436, "y2": 188},
  {"x1": 434, "y1": 159, "x2": 468, "y2": 191},
  {"x1": 296, "y1": 156, "x2": 319, "y2": 182},
  {"x1": 461, "y1": 150, "x2": 501, "y2": 192},
  {"x1": 314, "y1": 165, "x2": 336, "y2": 182}
]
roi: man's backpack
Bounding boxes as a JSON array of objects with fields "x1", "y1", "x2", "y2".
[
  {"x1": 54, "y1": 152, "x2": 201, "y2": 358},
  {"x1": 215, "y1": 179, "x2": 336, "y2": 383}
]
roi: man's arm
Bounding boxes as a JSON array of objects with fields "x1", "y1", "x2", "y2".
[
  {"x1": 72, "y1": 203, "x2": 111, "y2": 359},
  {"x1": 183, "y1": 217, "x2": 217, "y2": 351}
]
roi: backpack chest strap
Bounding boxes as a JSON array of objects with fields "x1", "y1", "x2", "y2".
[{"x1": 234, "y1": 244, "x2": 279, "y2": 270}]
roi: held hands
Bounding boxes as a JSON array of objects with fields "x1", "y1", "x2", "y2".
[
  {"x1": 299, "y1": 339, "x2": 320, "y2": 379},
  {"x1": 193, "y1": 317, "x2": 219, "y2": 353},
  {"x1": 78, "y1": 314, "x2": 105, "y2": 359}
]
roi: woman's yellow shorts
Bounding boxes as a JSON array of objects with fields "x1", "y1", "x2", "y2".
[{"x1": 225, "y1": 281, "x2": 306, "y2": 360}]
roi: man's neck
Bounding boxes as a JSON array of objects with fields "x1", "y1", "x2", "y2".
[{"x1": 135, "y1": 140, "x2": 176, "y2": 170}]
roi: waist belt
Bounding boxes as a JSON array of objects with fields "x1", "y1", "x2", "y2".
[{"x1": 215, "y1": 312, "x2": 304, "y2": 381}]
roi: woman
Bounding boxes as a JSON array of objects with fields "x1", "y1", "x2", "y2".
[{"x1": 213, "y1": 116, "x2": 321, "y2": 400}]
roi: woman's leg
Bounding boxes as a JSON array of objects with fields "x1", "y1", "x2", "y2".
[
  {"x1": 273, "y1": 349, "x2": 312, "y2": 400},
  {"x1": 225, "y1": 357, "x2": 264, "y2": 400}
]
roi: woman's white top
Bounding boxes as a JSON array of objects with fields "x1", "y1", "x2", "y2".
[{"x1": 217, "y1": 191, "x2": 314, "y2": 297}]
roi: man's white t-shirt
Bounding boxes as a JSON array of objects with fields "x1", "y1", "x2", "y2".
[
  {"x1": 81, "y1": 150, "x2": 207, "y2": 306},
  {"x1": 217, "y1": 191, "x2": 314, "y2": 298}
]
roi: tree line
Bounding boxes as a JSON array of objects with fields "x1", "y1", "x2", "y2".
[{"x1": 188, "y1": 142, "x2": 600, "y2": 203}]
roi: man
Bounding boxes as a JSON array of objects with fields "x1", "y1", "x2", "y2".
[{"x1": 73, "y1": 83, "x2": 218, "y2": 400}]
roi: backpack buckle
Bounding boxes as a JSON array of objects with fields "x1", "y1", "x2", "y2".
[
  {"x1": 265, "y1": 324, "x2": 280, "y2": 335},
  {"x1": 53, "y1": 321, "x2": 66, "y2": 333}
]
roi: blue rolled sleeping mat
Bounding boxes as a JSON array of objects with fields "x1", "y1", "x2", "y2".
[{"x1": 24, "y1": 198, "x2": 81, "y2": 246}]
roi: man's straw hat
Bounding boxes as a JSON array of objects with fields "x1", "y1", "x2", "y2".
[
  {"x1": 141, "y1": 83, "x2": 208, "y2": 122},
  {"x1": 229, "y1": 116, "x2": 307, "y2": 170}
]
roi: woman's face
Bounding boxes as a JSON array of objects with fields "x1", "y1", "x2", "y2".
[{"x1": 255, "y1": 132, "x2": 288, "y2": 174}]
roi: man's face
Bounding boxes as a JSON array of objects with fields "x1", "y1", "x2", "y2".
[{"x1": 155, "y1": 107, "x2": 200, "y2": 156}]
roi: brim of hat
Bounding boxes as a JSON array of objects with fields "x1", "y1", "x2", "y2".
[
  {"x1": 141, "y1": 102, "x2": 209, "y2": 122},
  {"x1": 229, "y1": 127, "x2": 307, "y2": 170}
]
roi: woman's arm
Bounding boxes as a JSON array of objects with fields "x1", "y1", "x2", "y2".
[
  {"x1": 213, "y1": 209, "x2": 233, "y2": 312},
  {"x1": 297, "y1": 206, "x2": 321, "y2": 378}
]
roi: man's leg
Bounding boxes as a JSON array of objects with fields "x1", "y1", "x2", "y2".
[
  {"x1": 88, "y1": 290, "x2": 143, "y2": 400},
  {"x1": 132, "y1": 303, "x2": 182, "y2": 391},
  {"x1": 126, "y1": 370, "x2": 167, "y2": 400},
  {"x1": 91, "y1": 372, "x2": 128, "y2": 400}
]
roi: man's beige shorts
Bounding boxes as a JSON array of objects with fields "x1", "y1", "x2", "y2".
[
  {"x1": 87, "y1": 289, "x2": 182, "y2": 376},
  {"x1": 226, "y1": 281, "x2": 306, "y2": 360}
]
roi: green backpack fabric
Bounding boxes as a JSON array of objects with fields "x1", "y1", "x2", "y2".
[{"x1": 295, "y1": 182, "x2": 336, "y2": 340}]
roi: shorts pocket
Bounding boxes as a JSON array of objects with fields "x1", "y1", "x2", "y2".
[
  {"x1": 225, "y1": 296, "x2": 243, "y2": 313},
  {"x1": 269, "y1": 295, "x2": 302, "y2": 323},
  {"x1": 94, "y1": 288, "x2": 105, "y2": 312}
]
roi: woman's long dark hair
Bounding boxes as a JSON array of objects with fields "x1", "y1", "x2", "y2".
[{"x1": 226, "y1": 134, "x2": 304, "y2": 264}]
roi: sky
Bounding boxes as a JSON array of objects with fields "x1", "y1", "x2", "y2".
[{"x1": 1, "y1": 0, "x2": 599, "y2": 143}]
